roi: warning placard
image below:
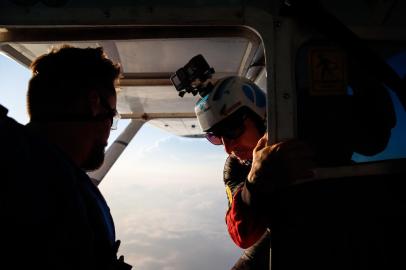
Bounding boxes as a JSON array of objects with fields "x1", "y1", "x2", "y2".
[{"x1": 309, "y1": 48, "x2": 348, "y2": 96}]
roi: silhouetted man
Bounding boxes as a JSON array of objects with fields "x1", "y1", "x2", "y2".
[{"x1": 1, "y1": 45, "x2": 131, "y2": 270}]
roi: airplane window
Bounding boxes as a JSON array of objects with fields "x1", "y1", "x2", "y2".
[
  {"x1": 296, "y1": 41, "x2": 406, "y2": 166},
  {"x1": 352, "y1": 50, "x2": 406, "y2": 162}
]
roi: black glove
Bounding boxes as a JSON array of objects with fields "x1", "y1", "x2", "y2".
[
  {"x1": 113, "y1": 240, "x2": 133, "y2": 270},
  {"x1": 242, "y1": 136, "x2": 314, "y2": 207}
]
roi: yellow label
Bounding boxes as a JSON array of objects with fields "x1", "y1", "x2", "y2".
[{"x1": 309, "y1": 48, "x2": 348, "y2": 95}]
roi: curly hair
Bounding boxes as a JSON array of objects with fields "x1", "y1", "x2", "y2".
[{"x1": 27, "y1": 45, "x2": 121, "y2": 121}]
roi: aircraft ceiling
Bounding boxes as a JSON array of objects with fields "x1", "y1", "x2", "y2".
[{"x1": 1, "y1": 35, "x2": 265, "y2": 137}]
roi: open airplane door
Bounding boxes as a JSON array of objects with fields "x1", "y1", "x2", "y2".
[{"x1": 2, "y1": 0, "x2": 406, "y2": 269}]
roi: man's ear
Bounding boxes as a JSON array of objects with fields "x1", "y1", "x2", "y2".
[{"x1": 87, "y1": 90, "x2": 100, "y2": 116}]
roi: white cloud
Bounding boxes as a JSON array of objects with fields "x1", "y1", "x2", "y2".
[
  {"x1": 101, "y1": 174, "x2": 241, "y2": 270},
  {"x1": 138, "y1": 135, "x2": 174, "y2": 157},
  {"x1": 99, "y1": 126, "x2": 242, "y2": 270}
]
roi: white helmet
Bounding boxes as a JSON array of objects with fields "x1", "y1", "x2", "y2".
[{"x1": 195, "y1": 76, "x2": 266, "y2": 132}]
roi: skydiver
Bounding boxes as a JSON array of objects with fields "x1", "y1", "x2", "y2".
[{"x1": 194, "y1": 76, "x2": 313, "y2": 269}]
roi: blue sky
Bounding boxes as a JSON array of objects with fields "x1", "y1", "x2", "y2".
[
  {"x1": 0, "y1": 53, "x2": 242, "y2": 269},
  {"x1": 352, "y1": 51, "x2": 406, "y2": 162}
]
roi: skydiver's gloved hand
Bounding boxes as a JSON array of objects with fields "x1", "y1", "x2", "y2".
[{"x1": 241, "y1": 135, "x2": 315, "y2": 207}]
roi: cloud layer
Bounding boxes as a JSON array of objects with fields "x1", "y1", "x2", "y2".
[{"x1": 100, "y1": 131, "x2": 243, "y2": 270}]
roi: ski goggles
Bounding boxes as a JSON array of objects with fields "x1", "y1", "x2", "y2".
[{"x1": 205, "y1": 114, "x2": 247, "y2": 145}]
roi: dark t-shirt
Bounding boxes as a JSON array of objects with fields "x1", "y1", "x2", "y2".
[{"x1": 0, "y1": 106, "x2": 125, "y2": 270}]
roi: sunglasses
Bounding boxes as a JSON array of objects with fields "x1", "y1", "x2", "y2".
[
  {"x1": 98, "y1": 95, "x2": 121, "y2": 130},
  {"x1": 44, "y1": 95, "x2": 120, "y2": 130},
  {"x1": 205, "y1": 114, "x2": 247, "y2": 145}
]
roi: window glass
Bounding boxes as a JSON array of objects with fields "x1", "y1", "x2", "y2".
[
  {"x1": 352, "y1": 50, "x2": 406, "y2": 162},
  {"x1": 296, "y1": 41, "x2": 406, "y2": 166}
]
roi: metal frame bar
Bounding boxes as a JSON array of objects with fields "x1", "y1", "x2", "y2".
[{"x1": 88, "y1": 119, "x2": 146, "y2": 185}]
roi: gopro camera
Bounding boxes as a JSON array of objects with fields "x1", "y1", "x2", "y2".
[{"x1": 170, "y1": 54, "x2": 215, "y2": 97}]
